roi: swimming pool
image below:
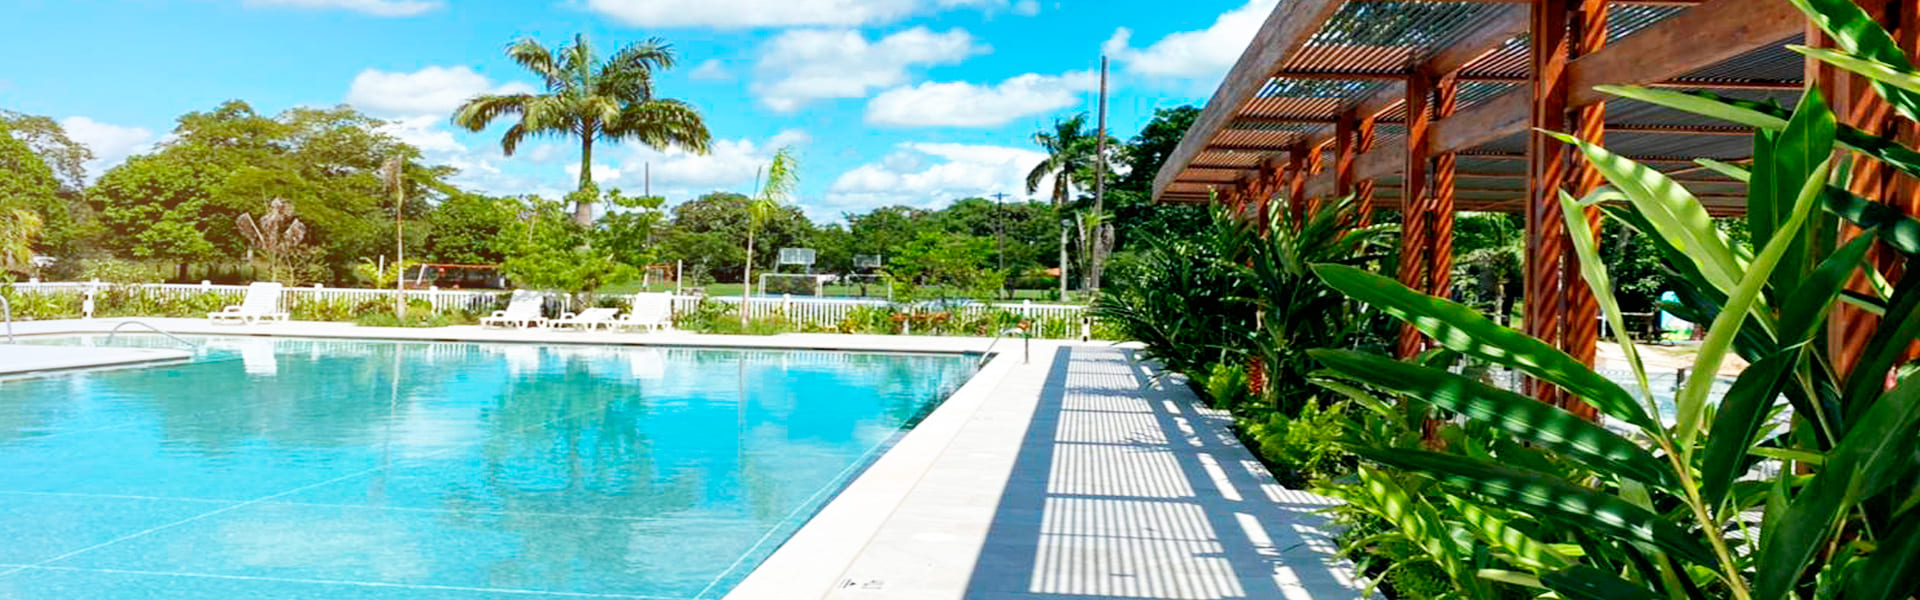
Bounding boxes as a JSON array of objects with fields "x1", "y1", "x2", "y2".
[{"x1": 0, "y1": 335, "x2": 978, "y2": 599}]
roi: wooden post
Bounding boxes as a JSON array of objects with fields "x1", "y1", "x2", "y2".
[
  {"x1": 1526, "y1": 0, "x2": 1573, "y2": 403},
  {"x1": 1288, "y1": 144, "x2": 1309, "y2": 227},
  {"x1": 1397, "y1": 69, "x2": 1434, "y2": 358},
  {"x1": 1336, "y1": 110, "x2": 1359, "y2": 203},
  {"x1": 1560, "y1": 0, "x2": 1609, "y2": 419},
  {"x1": 1356, "y1": 114, "x2": 1379, "y2": 226},
  {"x1": 1430, "y1": 72, "x2": 1460, "y2": 301}
]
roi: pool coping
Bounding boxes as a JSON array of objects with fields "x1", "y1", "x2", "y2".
[{"x1": 0, "y1": 344, "x2": 193, "y2": 375}]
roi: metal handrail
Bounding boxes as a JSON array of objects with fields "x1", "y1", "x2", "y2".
[
  {"x1": 0, "y1": 295, "x2": 11, "y2": 343},
  {"x1": 104, "y1": 320, "x2": 198, "y2": 349},
  {"x1": 978, "y1": 326, "x2": 1030, "y2": 367}
]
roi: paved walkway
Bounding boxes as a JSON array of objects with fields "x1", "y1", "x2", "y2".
[{"x1": 734, "y1": 346, "x2": 1361, "y2": 600}]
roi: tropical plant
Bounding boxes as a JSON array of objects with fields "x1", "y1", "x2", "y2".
[
  {"x1": 235, "y1": 198, "x2": 308, "y2": 284},
  {"x1": 1026, "y1": 113, "x2": 1109, "y2": 297},
  {"x1": 740, "y1": 146, "x2": 797, "y2": 326},
  {"x1": 452, "y1": 33, "x2": 712, "y2": 225},
  {"x1": 1309, "y1": 2, "x2": 1920, "y2": 594}
]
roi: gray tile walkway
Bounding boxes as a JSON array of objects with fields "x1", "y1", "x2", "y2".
[{"x1": 733, "y1": 346, "x2": 1363, "y2": 600}]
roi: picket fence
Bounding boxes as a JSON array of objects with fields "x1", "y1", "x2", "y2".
[{"x1": 8, "y1": 281, "x2": 1092, "y2": 339}]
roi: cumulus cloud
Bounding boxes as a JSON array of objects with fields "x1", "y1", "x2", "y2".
[
  {"x1": 346, "y1": 66, "x2": 534, "y2": 119},
  {"x1": 59, "y1": 117, "x2": 157, "y2": 176},
  {"x1": 1104, "y1": 0, "x2": 1275, "y2": 81},
  {"x1": 825, "y1": 142, "x2": 1048, "y2": 215},
  {"x1": 243, "y1": 0, "x2": 442, "y2": 17},
  {"x1": 585, "y1": 0, "x2": 1006, "y2": 28},
  {"x1": 866, "y1": 71, "x2": 1094, "y2": 128},
  {"x1": 688, "y1": 59, "x2": 732, "y2": 81},
  {"x1": 601, "y1": 130, "x2": 811, "y2": 198},
  {"x1": 754, "y1": 27, "x2": 983, "y2": 112},
  {"x1": 1012, "y1": 0, "x2": 1039, "y2": 15}
]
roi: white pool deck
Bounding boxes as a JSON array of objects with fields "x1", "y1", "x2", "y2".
[{"x1": 5, "y1": 318, "x2": 1363, "y2": 599}]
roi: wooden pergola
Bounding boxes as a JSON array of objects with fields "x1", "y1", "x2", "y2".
[{"x1": 1153, "y1": 0, "x2": 1918, "y2": 413}]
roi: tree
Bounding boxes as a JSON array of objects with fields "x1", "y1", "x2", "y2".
[
  {"x1": 660, "y1": 192, "x2": 811, "y2": 283},
  {"x1": 1026, "y1": 113, "x2": 1114, "y2": 298},
  {"x1": 1, "y1": 112, "x2": 92, "y2": 256},
  {"x1": 235, "y1": 198, "x2": 309, "y2": 283},
  {"x1": 453, "y1": 33, "x2": 712, "y2": 226},
  {"x1": 495, "y1": 193, "x2": 634, "y2": 308},
  {"x1": 884, "y1": 231, "x2": 1001, "y2": 301},
  {"x1": 593, "y1": 189, "x2": 668, "y2": 271},
  {"x1": 0, "y1": 120, "x2": 59, "y2": 274},
  {"x1": 424, "y1": 192, "x2": 518, "y2": 264},
  {"x1": 1111, "y1": 106, "x2": 1208, "y2": 250},
  {"x1": 742, "y1": 147, "x2": 797, "y2": 326}
]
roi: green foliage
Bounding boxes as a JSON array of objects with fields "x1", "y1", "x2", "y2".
[
  {"x1": 1244, "y1": 400, "x2": 1352, "y2": 486},
  {"x1": 496, "y1": 193, "x2": 636, "y2": 304},
  {"x1": 885, "y1": 231, "x2": 1005, "y2": 301},
  {"x1": 424, "y1": 192, "x2": 519, "y2": 264},
  {"x1": 0, "y1": 119, "x2": 63, "y2": 272}
]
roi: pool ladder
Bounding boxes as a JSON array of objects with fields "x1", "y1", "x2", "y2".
[
  {"x1": 979, "y1": 327, "x2": 1030, "y2": 366},
  {"x1": 104, "y1": 320, "x2": 199, "y2": 349},
  {"x1": 1, "y1": 295, "x2": 11, "y2": 343}
]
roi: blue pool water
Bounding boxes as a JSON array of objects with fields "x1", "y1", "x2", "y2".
[{"x1": 0, "y1": 335, "x2": 977, "y2": 599}]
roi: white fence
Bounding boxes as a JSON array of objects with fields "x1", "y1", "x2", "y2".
[{"x1": 7, "y1": 281, "x2": 1091, "y2": 339}]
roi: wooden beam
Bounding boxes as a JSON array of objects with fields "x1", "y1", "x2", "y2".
[
  {"x1": 1564, "y1": 0, "x2": 1611, "y2": 419},
  {"x1": 1151, "y1": 0, "x2": 1346, "y2": 201},
  {"x1": 1336, "y1": 111, "x2": 1358, "y2": 198},
  {"x1": 1354, "y1": 0, "x2": 1703, "y2": 4},
  {"x1": 1289, "y1": 144, "x2": 1309, "y2": 225},
  {"x1": 1431, "y1": 73, "x2": 1461, "y2": 302},
  {"x1": 1397, "y1": 69, "x2": 1434, "y2": 358},
  {"x1": 1567, "y1": 0, "x2": 1805, "y2": 107},
  {"x1": 1228, "y1": 116, "x2": 1340, "y2": 128},
  {"x1": 1528, "y1": 0, "x2": 1574, "y2": 403}
]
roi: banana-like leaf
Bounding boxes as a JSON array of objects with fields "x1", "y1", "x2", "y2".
[
  {"x1": 1756, "y1": 375, "x2": 1920, "y2": 600},
  {"x1": 1695, "y1": 158, "x2": 1752, "y2": 183},
  {"x1": 1313, "y1": 349, "x2": 1673, "y2": 487},
  {"x1": 1844, "y1": 513, "x2": 1920, "y2": 600},
  {"x1": 1545, "y1": 131, "x2": 1749, "y2": 299},
  {"x1": 1351, "y1": 465, "x2": 1472, "y2": 569},
  {"x1": 1841, "y1": 269, "x2": 1920, "y2": 429},
  {"x1": 1351, "y1": 447, "x2": 1719, "y2": 567},
  {"x1": 1597, "y1": 85, "x2": 1920, "y2": 181},
  {"x1": 1779, "y1": 232, "x2": 1877, "y2": 345},
  {"x1": 1763, "y1": 90, "x2": 1835, "y2": 298},
  {"x1": 1699, "y1": 351, "x2": 1799, "y2": 512},
  {"x1": 1448, "y1": 495, "x2": 1574, "y2": 571},
  {"x1": 1311, "y1": 264, "x2": 1655, "y2": 429},
  {"x1": 1560, "y1": 188, "x2": 1657, "y2": 411},
  {"x1": 1542, "y1": 565, "x2": 1663, "y2": 600},
  {"x1": 1794, "y1": 45, "x2": 1920, "y2": 103},
  {"x1": 1785, "y1": 0, "x2": 1920, "y2": 121},
  {"x1": 1675, "y1": 158, "x2": 1831, "y2": 448},
  {"x1": 1822, "y1": 186, "x2": 1920, "y2": 256}
]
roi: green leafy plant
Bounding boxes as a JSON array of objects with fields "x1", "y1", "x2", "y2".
[{"x1": 1309, "y1": 8, "x2": 1920, "y2": 594}]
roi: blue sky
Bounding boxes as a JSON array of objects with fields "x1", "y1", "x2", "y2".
[{"x1": 2, "y1": 0, "x2": 1276, "y2": 220}]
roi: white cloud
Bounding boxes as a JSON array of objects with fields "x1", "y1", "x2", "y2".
[
  {"x1": 585, "y1": 0, "x2": 1006, "y2": 28},
  {"x1": 565, "y1": 163, "x2": 623, "y2": 183},
  {"x1": 688, "y1": 59, "x2": 732, "y2": 81},
  {"x1": 1104, "y1": 0, "x2": 1275, "y2": 81},
  {"x1": 754, "y1": 27, "x2": 984, "y2": 112},
  {"x1": 603, "y1": 129, "x2": 811, "y2": 198},
  {"x1": 825, "y1": 142, "x2": 1047, "y2": 215},
  {"x1": 866, "y1": 71, "x2": 1094, "y2": 128},
  {"x1": 1012, "y1": 0, "x2": 1039, "y2": 15},
  {"x1": 59, "y1": 117, "x2": 156, "y2": 176},
  {"x1": 346, "y1": 66, "x2": 534, "y2": 119},
  {"x1": 243, "y1": 0, "x2": 442, "y2": 17}
]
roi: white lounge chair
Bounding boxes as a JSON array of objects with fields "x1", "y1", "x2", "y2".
[
  {"x1": 481, "y1": 291, "x2": 549, "y2": 329},
  {"x1": 552, "y1": 307, "x2": 621, "y2": 331},
  {"x1": 208, "y1": 282, "x2": 290, "y2": 325},
  {"x1": 616, "y1": 293, "x2": 673, "y2": 332}
]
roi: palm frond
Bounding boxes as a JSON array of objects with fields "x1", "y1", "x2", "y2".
[
  {"x1": 505, "y1": 38, "x2": 567, "y2": 91},
  {"x1": 608, "y1": 99, "x2": 711, "y2": 153},
  {"x1": 451, "y1": 94, "x2": 534, "y2": 132}
]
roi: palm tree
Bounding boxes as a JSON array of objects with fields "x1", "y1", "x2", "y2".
[
  {"x1": 742, "y1": 147, "x2": 798, "y2": 327},
  {"x1": 380, "y1": 156, "x2": 407, "y2": 318},
  {"x1": 1026, "y1": 113, "x2": 1107, "y2": 300},
  {"x1": 453, "y1": 33, "x2": 712, "y2": 226}
]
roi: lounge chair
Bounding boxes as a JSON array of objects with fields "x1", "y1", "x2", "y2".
[
  {"x1": 208, "y1": 282, "x2": 290, "y2": 325},
  {"x1": 552, "y1": 307, "x2": 621, "y2": 331},
  {"x1": 481, "y1": 291, "x2": 549, "y2": 329},
  {"x1": 616, "y1": 292, "x2": 673, "y2": 332}
]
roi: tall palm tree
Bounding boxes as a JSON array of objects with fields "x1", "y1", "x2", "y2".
[
  {"x1": 380, "y1": 156, "x2": 407, "y2": 318},
  {"x1": 742, "y1": 147, "x2": 797, "y2": 327},
  {"x1": 1026, "y1": 113, "x2": 1104, "y2": 300},
  {"x1": 453, "y1": 33, "x2": 712, "y2": 226}
]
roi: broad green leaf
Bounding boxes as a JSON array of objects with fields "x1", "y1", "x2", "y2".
[
  {"x1": 1676, "y1": 158, "x2": 1831, "y2": 448},
  {"x1": 1794, "y1": 45, "x2": 1920, "y2": 99},
  {"x1": 1352, "y1": 447, "x2": 1719, "y2": 567},
  {"x1": 1561, "y1": 188, "x2": 1657, "y2": 412},
  {"x1": 1695, "y1": 158, "x2": 1751, "y2": 183},
  {"x1": 1841, "y1": 269, "x2": 1920, "y2": 428},
  {"x1": 1843, "y1": 514, "x2": 1920, "y2": 600},
  {"x1": 1545, "y1": 131, "x2": 1751, "y2": 303},
  {"x1": 1350, "y1": 465, "x2": 1471, "y2": 568},
  {"x1": 1313, "y1": 349, "x2": 1672, "y2": 487},
  {"x1": 1597, "y1": 85, "x2": 1920, "y2": 181},
  {"x1": 1749, "y1": 446, "x2": 1825, "y2": 465},
  {"x1": 1311, "y1": 264, "x2": 1655, "y2": 429},
  {"x1": 1699, "y1": 351, "x2": 1798, "y2": 512},
  {"x1": 1779, "y1": 232, "x2": 1876, "y2": 345},
  {"x1": 1756, "y1": 375, "x2": 1920, "y2": 600},
  {"x1": 1786, "y1": 0, "x2": 1920, "y2": 121},
  {"x1": 1448, "y1": 495, "x2": 1574, "y2": 571},
  {"x1": 1822, "y1": 186, "x2": 1920, "y2": 256},
  {"x1": 1476, "y1": 570, "x2": 1545, "y2": 589},
  {"x1": 1764, "y1": 89, "x2": 1836, "y2": 298}
]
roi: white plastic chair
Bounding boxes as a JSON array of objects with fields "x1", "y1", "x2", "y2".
[
  {"x1": 480, "y1": 291, "x2": 549, "y2": 329},
  {"x1": 617, "y1": 293, "x2": 673, "y2": 332},
  {"x1": 208, "y1": 282, "x2": 290, "y2": 325},
  {"x1": 552, "y1": 307, "x2": 621, "y2": 331}
]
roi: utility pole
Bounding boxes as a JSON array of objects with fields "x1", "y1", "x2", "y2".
[
  {"x1": 1090, "y1": 55, "x2": 1109, "y2": 294},
  {"x1": 644, "y1": 162, "x2": 651, "y2": 197}
]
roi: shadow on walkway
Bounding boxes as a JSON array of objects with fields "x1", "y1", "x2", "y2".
[{"x1": 962, "y1": 346, "x2": 1360, "y2": 599}]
